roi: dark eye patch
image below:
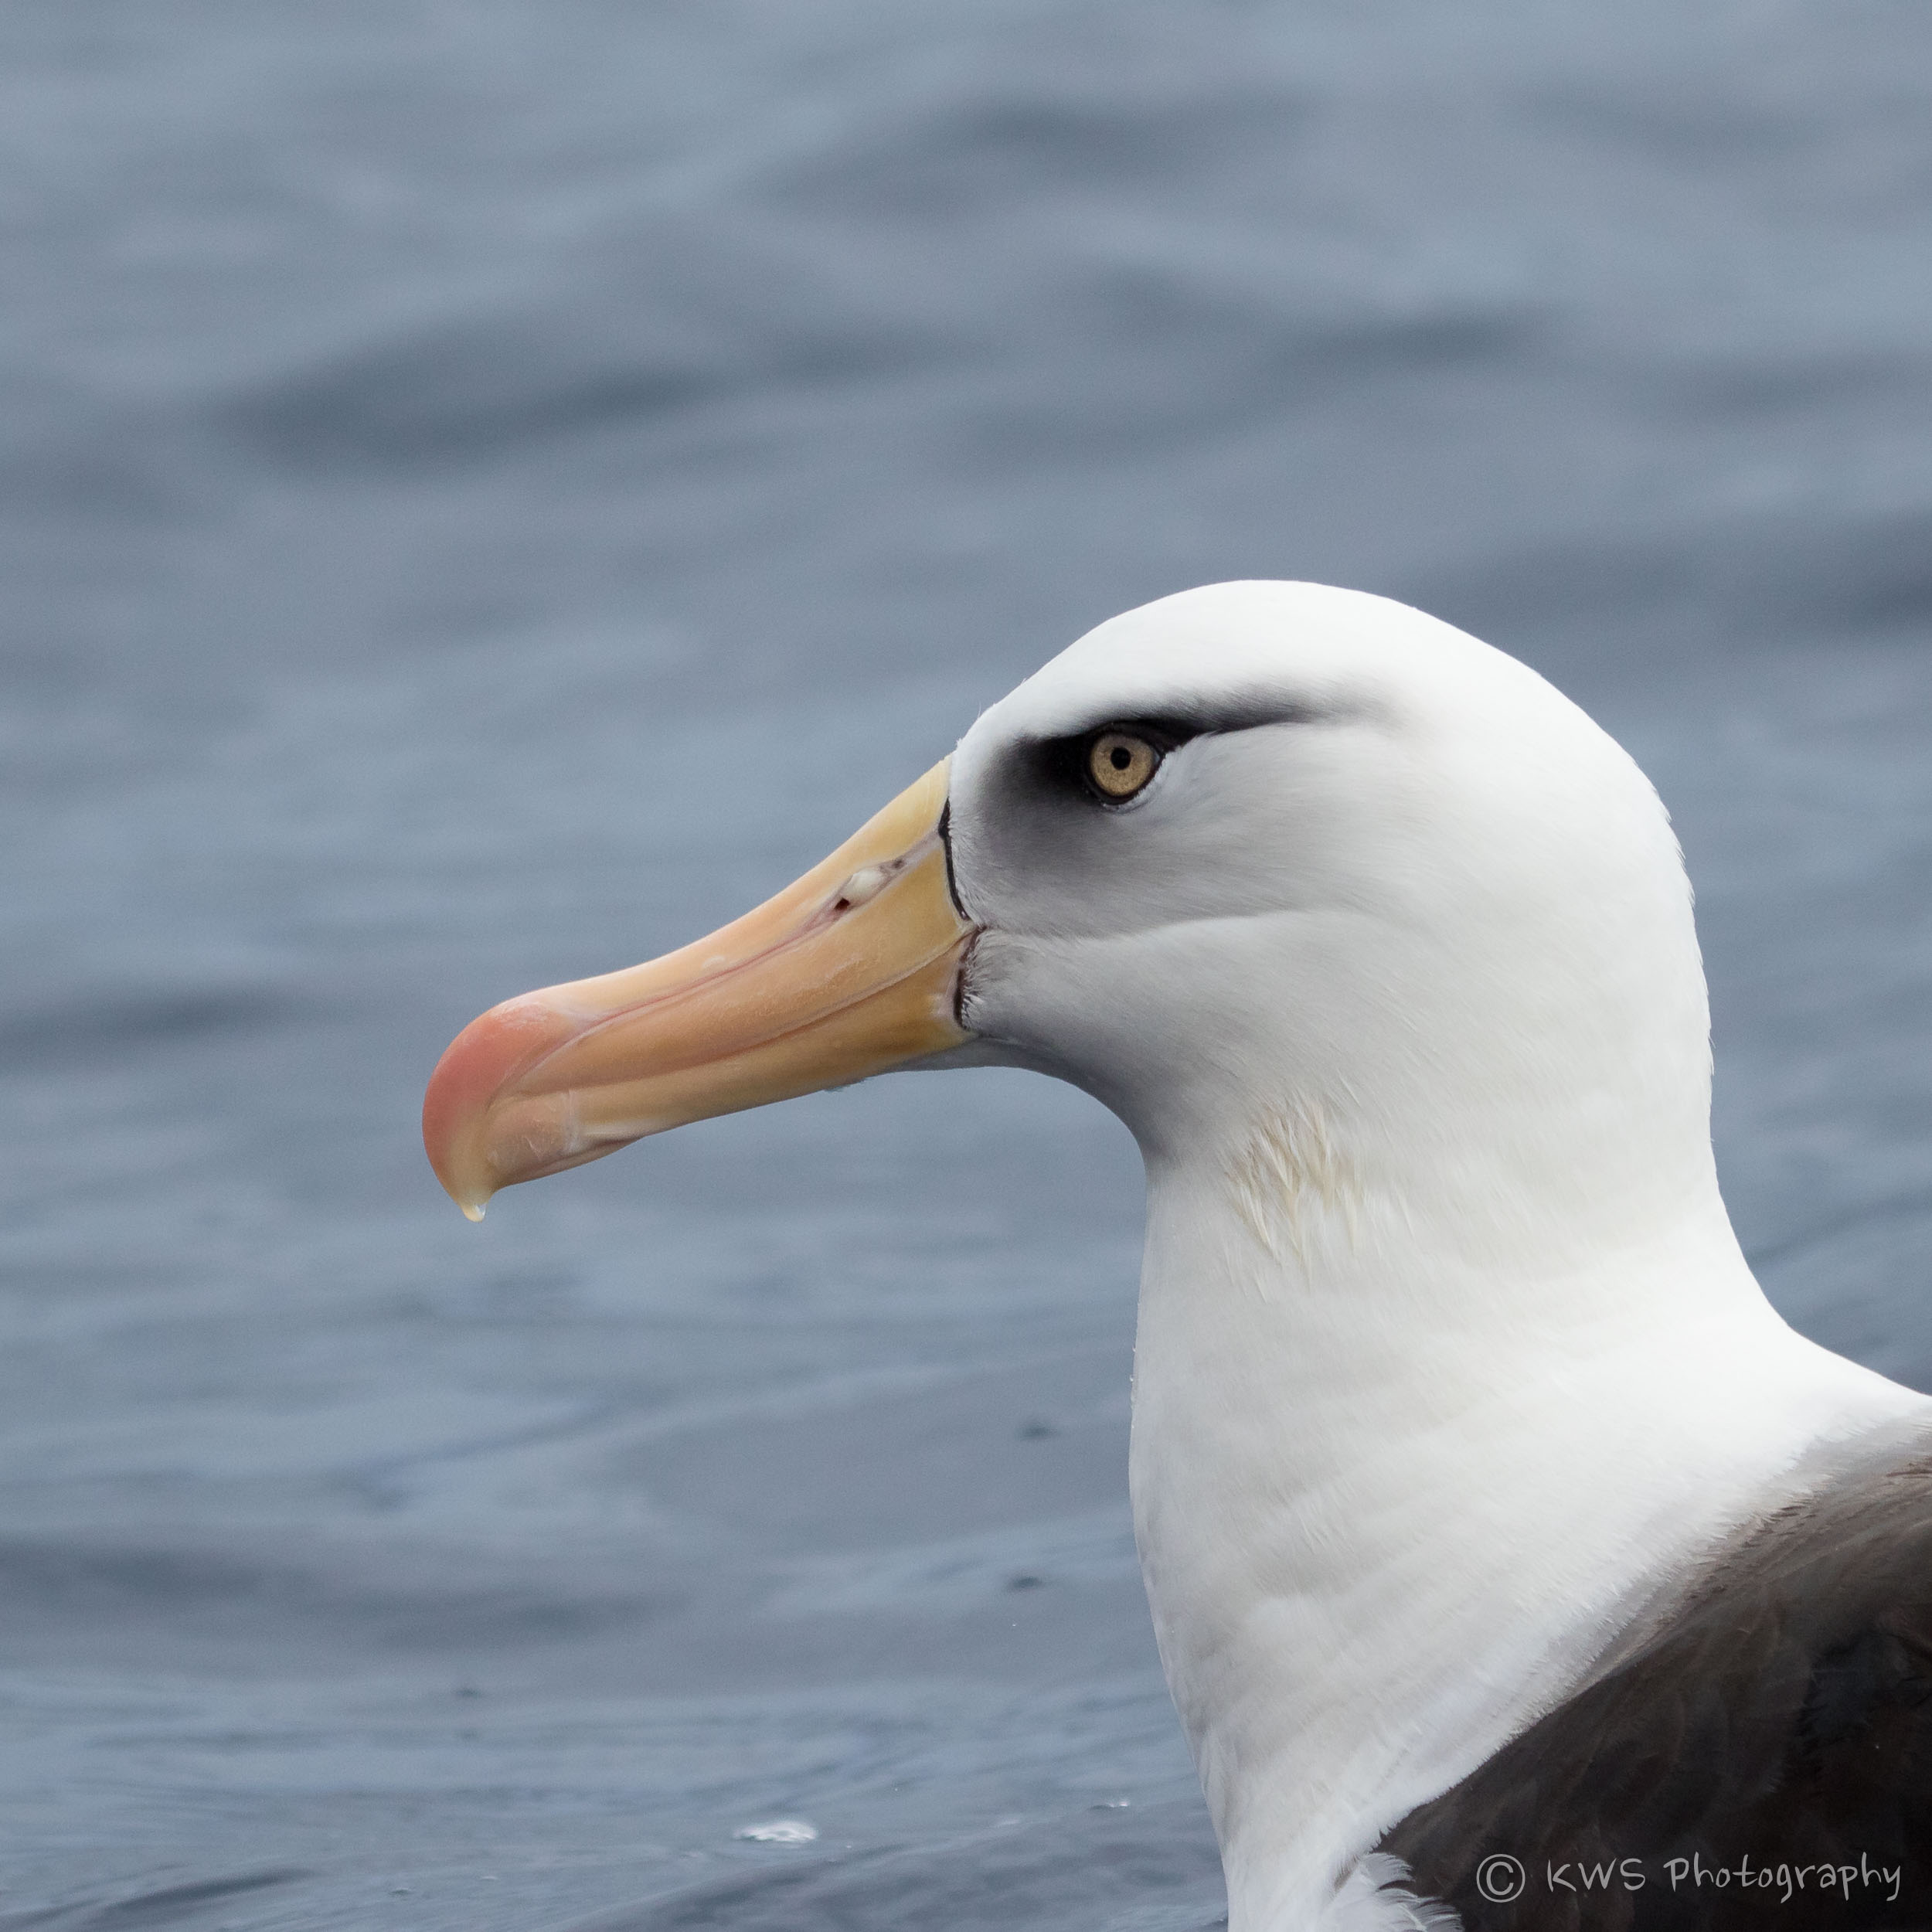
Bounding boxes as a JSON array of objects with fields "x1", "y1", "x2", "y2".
[
  {"x1": 1025, "y1": 692, "x2": 1329, "y2": 809},
  {"x1": 1029, "y1": 719, "x2": 1194, "y2": 804}
]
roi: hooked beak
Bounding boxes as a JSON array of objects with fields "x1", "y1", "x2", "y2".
[{"x1": 423, "y1": 759, "x2": 975, "y2": 1219}]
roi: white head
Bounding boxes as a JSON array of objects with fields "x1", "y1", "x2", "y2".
[{"x1": 945, "y1": 580, "x2": 1716, "y2": 1282}]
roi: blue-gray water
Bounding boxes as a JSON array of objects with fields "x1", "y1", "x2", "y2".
[{"x1": 4, "y1": 3, "x2": 1930, "y2": 1927}]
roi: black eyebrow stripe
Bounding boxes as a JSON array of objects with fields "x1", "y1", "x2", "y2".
[
  {"x1": 1053, "y1": 693, "x2": 1334, "y2": 746},
  {"x1": 1018, "y1": 695, "x2": 1338, "y2": 811}
]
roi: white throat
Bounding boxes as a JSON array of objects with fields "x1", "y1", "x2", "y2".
[{"x1": 1128, "y1": 1136, "x2": 1923, "y2": 1932}]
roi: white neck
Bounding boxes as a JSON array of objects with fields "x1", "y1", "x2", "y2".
[{"x1": 1128, "y1": 1142, "x2": 1924, "y2": 1932}]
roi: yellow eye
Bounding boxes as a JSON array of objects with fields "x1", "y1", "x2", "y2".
[{"x1": 1087, "y1": 730, "x2": 1161, "y2": 801}]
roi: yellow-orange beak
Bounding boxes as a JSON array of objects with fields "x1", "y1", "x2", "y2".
[{"x1": 423, "y1": 759, "x2": 975, "y2": 1219}]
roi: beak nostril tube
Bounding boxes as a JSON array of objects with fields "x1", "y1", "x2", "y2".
[{"x1": 835, "y1": 863, "x2": 893, "y2": 910}]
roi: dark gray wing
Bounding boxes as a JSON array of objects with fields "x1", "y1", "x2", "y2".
[{"x1": 1376, "y1": 1451, "x2": 1932, "y2": 1930}]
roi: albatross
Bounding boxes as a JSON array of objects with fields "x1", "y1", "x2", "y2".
[{"x1": 423, "y1": 582, "x2": 1932, "y2": 1930}]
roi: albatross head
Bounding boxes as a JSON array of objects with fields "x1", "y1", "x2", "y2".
[{"x1": 426, "y1": 579, "x2": 1715, "y2": 1284}]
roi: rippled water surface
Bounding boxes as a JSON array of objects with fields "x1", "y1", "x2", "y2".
[{"x1": 4, "y1": 3, "x2": 1931, "y2": 1926}]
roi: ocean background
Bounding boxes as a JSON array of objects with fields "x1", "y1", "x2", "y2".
[{"x1": 3, "y1": 2, "x2": 1930, "y2": 1925}]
